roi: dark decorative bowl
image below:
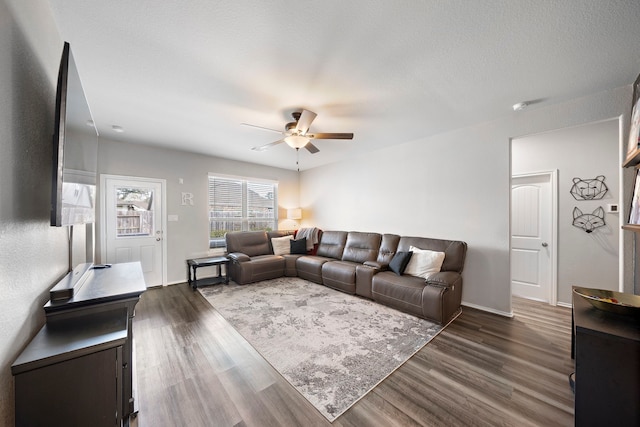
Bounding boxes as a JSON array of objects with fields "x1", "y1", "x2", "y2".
[{"x1": 573, "y1": 287, "x2": 640, "y2": 318}]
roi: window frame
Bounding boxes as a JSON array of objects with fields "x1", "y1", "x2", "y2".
[{"x1": 208, "y1": 174, "x2": 278, "y2": 248}]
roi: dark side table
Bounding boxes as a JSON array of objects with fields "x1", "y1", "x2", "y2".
[
  {"x1": 187, "y1": 256, "x2": 230, "y2": 290},
  {"x1": 572, "y1": 287, "x2": 640, "y2": 426}
]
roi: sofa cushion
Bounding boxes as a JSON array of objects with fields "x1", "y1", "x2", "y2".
[
  {"x1": 342, "y1": 232, "x2": 382, "y2": 264},
  {"x1": 397, "y1": 236, "x2": 466, "y2": 273},
  {"x1": 404, "y1": 246, "x2": 445, "y2": 279},
  {"x1": 283, "y1": 254, "x2": 301, "y2": 277},
  {"x1": 228, "y1": 254, "x2": 285, "y2": 285},
  {"x1": 389, "y1": 251, "x2": 413, "y2": 275},
  {"x1": 226, "y1": 231, "x2": 270, "y2": 257},
  {"x1": 290, "y1": 237, "x2": 307, "y2": 254},
  {"x1": 371, "y1": 272, "x2": 426, "y2": 318},
  {"x1": 296, "y1": 255, "x2": 335, "y2": 284},
  {"x1": 376, "y1": 234, "x2": 401, "y2": 265},
  {"x1": 316, "y1": 231, "x2": 348, "y2": 259},
  {"x1": 372, "y1": 270, "x2": 460, "y2": 324},
  {"x1": 322, "y1": 261, "x2": 358, "y2": 294},
  {"x1": 271, "y1": 235, "x2": 292, "y2": 256},
  {"x1": 267, "y1": 230, "x2": 296, "y2": 253}
]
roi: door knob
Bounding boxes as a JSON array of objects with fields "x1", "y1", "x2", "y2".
[{"x1": 541, "y1": 242, "x2": 548, "y2": 247}]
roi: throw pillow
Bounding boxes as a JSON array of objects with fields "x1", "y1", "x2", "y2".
[
  {"x1": 271, "y1": 235, "x2": 293, "y2": 256},
  {"x1": 290, "y1": 237, "x2": 307, "y2": 254},
  {"x1": 403, "y1": 246, "x2": 445, "y2": 279},
  {"x1": 389, "y1": 251, "x2": 413, "y2": 275}
]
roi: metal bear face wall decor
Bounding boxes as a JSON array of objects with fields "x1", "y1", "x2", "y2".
[
  {"x1": 572, "y1": 206, "x2": 605, "y2": 233},
  {"x1": 570, "y1": 176, "x2": 608, "y2": 200}
]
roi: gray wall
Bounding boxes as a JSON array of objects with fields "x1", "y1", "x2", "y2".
[
  {"x1": 96, "y1": 138, "x2": 300, "y2": 285},
  {"x1": 512, "y1": 119, "x2": 621, "y2": 304},
  {"x1": 300, "y1": 87, "x2": 631, "y2": 316},
  {"x1": 0, "y1": 0, "x2": 65, "y2": 424}
]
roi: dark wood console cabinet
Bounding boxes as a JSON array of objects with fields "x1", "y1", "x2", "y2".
[
  {"x1": 12, "y1": 262, "x2": 146, "y2": 427},
  {"x1": 572, "y1": 288, "x2": 640, "y2": 426}
]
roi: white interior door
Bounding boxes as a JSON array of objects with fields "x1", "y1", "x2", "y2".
[
  {"x1": 102, "y1": 176, "x2": 166, "y2": 287},
  {"x1": 511, "y1": 173, "x2": 554, "y2": 302}
]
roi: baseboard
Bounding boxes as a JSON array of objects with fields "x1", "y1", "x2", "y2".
[
  {"x1": 166, "y1": 277, "x2": 222, "y2": 287},
  {"x1": 165, "y1": 280, "x2": 184, "y2": 286},
  {"x1": 461, "y1": 299, "x2": 571, "y2": 316},
  {"x1": 461, "y1": 301, "x2": 514, "y2": 318},
  {"x1": 168, "y1": 273, "x2": 227, "y2": 287}
]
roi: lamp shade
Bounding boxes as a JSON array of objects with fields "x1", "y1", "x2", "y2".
[
  {"x1": 287, "y1": 208, "x2": 302, "y2": 220},
  {"x1": 284, "y1": 135, "x2": 309, "y2": 149}
]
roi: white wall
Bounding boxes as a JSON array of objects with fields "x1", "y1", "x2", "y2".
[
  {"x1": 96, "y1": 138, "x2": 300, "y2": 285},
  {"x1": 0, "y1": 0, "x2": 66, "y2": 425},
  {"x1": 512, "y1": 119, "x2": 620, "y2": 304},
  {"x1": 300, "y1": 87, "x2": 631, "y2": 315}
]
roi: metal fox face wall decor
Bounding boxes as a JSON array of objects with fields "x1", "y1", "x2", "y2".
[{"x1": 572, "y1": 207, "x2": 606, "y2": 233}]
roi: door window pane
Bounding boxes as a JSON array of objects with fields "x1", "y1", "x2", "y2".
[{"x1": 116, "y1": 187, "x2": 154, "y2": 237}]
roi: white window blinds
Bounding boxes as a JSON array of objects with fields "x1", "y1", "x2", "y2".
[{"x1": 208, "y1": 175, "x2": 277, "y2": 247}]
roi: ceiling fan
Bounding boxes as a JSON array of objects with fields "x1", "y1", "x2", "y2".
[{"x1": 242, "y1": 109, "x2": 354, "y2": 154}]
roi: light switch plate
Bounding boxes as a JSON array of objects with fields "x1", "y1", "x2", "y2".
[{"x1": 607, "y1": 204, "x2": 618, "y2": 213}]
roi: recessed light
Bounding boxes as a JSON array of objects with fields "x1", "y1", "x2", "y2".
[
  {"x1": 112, "y1": 125, "x2": 124, "y2": 133},
  {"x1": 512, "y1": 102, "x2": 528, "y2": 111}
]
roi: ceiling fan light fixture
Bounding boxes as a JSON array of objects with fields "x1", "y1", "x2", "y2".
[
  {"x1": 512, "y1": 102, "x2": 528, "y2": 111},
  {"x1": 284, "y1": 135, "x2": 309, "y2": 149},
  {"x1": 244, "y1": 109, "x2": 354, "y2": 155}
]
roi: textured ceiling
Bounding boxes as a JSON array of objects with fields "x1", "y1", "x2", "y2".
[{"x1": 48, "y1": 0, "x2": 640, "y2": 171}]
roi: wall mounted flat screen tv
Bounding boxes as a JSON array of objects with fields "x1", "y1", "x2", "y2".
[{"x1": 51, "y1": 42, "x2": 98, "y2": 227}]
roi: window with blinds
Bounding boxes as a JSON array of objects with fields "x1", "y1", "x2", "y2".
[{"x1": 208, "y1": 175, "x2": 277, "y2": 248}]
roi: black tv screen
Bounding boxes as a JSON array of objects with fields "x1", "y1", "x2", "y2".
[{"x1": 51, "y1": 42, "x2": 98, "y2": 227}]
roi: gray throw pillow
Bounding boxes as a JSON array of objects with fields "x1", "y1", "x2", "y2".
[
  {"x1": 290, "y1": 237, "x2": 307, "y2": 254},
  {"x1": 389, "y1": 251, "x2": 413, "y2": 275}
]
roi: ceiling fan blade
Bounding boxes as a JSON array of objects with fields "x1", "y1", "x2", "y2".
[
  {"x1": 241, "y1": 123, "x2": 284, "y2": 134},
  {"x1": 308, "y1": 132, "x2": 354, "y2": 140},
  {"x1": 295, "y1": 110, "x2": 317, "y2": 135},
  {"x1": 305, "y1": 142, "x2": 320, "y2": 154},
  {"x1": 251, "y1": 139, "x2": 285, "y2": 152}
]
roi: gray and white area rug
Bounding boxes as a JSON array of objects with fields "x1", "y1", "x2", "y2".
[{"x1": 198, "y1": 277, "x2": 446, "y2": 421}]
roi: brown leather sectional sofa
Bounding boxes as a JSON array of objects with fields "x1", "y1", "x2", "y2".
[{"x1": 225, "y1": 230, "x2": 467, "y2": 325}]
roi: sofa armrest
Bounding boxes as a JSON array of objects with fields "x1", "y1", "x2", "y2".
[
  {"x1": 227, "y1": 252, "x2": 250, "y2": 263},
  {"x1": 355, "y1": 264, "x2": 379, "y2": 299},
  {"x1": 426, "y1": 271, "x2": 462, "y2": 290},
  {"x1": 363, "y1": 260, "x2": 388, "y2": 271},
  {"x1": 423, "y1": 271, "x2": 463, "y2": 324}
]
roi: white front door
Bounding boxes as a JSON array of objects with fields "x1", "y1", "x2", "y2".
[
  {"x1": 511, "y1": 174, "x2": 554, "y2": 302},
  {"x1": 102, "y1": 175, "x2": 166, "y2": 287}
]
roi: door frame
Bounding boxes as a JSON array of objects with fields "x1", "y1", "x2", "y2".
[
  {"x1": 510, "y1": 170, "x2": 559, "y2": 305},
  {"x1": 100, "y1": 174, "x2": 168, "y2": 286}
]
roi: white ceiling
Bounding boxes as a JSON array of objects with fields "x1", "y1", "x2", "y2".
[{"x1": 48, "y1": 0, "x2": 640, "y2": 171}]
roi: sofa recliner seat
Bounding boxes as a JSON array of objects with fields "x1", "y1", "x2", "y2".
[
  {"x1": 296, "y1": 231, "x2": 347, "y2": 284},
  {"x1": 226, "y1": 230, "x2": 294, "y2": 285},
  {"x1": 320, "y1": 231, "x2": 382, "y2": 294},
  {"x1": 354, "y1": 233, "x2": 401, "y2": 299},
  {"x1": 371, "y1": 236, "x2": 466, "y2": 324}
]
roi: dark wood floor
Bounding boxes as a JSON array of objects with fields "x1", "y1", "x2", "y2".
[{"x1": 131, "y1": 283, "x2": 574, "y2": 427}]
